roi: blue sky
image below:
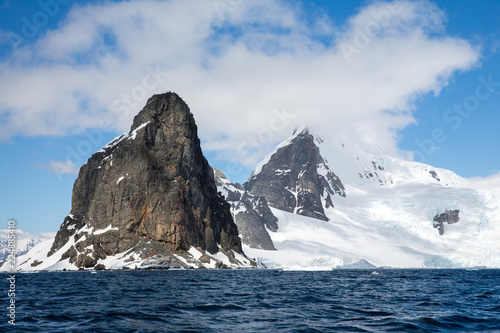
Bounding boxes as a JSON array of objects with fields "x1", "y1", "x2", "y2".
[{"x1": 0, "y1": 0, "x2": 499, "y2": 233}]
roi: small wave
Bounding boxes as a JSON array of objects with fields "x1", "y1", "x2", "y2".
[
  {"x1": 350, "y1": 308, "x2": 395, "y2": 317},
  {"x1": 418, "y1": 316, "x2": 464, "y2": 329},
  {"x1": 183, "y1": 303, "x2": 246, "y2": 312},
  {"x1": 40, "y1": 314, "x2": 76, "y2": 322}
]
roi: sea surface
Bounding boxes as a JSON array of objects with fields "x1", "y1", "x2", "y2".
[{"x1": 1, "y1": 269, "x2": 499, "y2": 332}]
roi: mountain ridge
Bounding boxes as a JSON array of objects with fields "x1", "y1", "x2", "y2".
[
  {"x1": 241, "y1": 128, "x2": 500, "y2": 269},
  {"x1": 4, "y1": 92, "x2": 253, "y2": 271},
  {"x1": 4, "y1": 99, "x2": 499, "y2": 271}
]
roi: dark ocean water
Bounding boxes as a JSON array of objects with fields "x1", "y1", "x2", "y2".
[{"x1": 1, "y1": 269, "x2": 499, "y2": 332}]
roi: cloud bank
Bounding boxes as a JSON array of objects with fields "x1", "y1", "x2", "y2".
[{"x1": 0, "y1": 0, "x2": 479, "y2": 170}]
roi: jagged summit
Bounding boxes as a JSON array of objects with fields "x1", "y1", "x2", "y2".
[
  {"x1": 292, "y1": 126, "x2": 309, "y2": 136},
  {"x1": 15, "y1": 92, "x2": 252, "y2": 271},
  {"x1": 214, "y1": 168, "x2": 278, "y2": 250},
  {"x1": 244, "y1": 128, "x2": 345, "y2": 221}
]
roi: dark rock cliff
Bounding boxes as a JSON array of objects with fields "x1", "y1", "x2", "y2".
[
  {"x1": 48, "y1": 92, "x2": 243, "y2": 268},
  {"x1": 244, "y1": 128, "x2": 345, "y2": 221},
  {"x1": 214, "y1": 169, "x2": 278, "y2": 250},
  {"x1": 433, "y1": 210, "x2": 460, "y2": 235}
]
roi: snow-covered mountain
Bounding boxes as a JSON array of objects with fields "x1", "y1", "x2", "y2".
[
  {"x1": 6, "y1": 124, "x2": 499, "y2": 271},
  {"x1": 0, "y1": 229, "x2": 56, "y2": 262},
  {"x1": 237, "y1": 128, "x2": 500, "y2": 269}
]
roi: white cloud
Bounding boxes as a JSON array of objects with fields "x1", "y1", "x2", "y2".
[
  {"x1": 468, "y1": 171, "x2": 500, "y2": 190},
  {"x1": 0, "y1": 0, "x2": 479, "y2": 170},
  {"x1": 43, "y1": 160, "x2": 80, "y2": 175}
]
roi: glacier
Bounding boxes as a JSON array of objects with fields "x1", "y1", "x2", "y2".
[{"x1": 242, "y1": 130, "x2": 500, "y2": 269}]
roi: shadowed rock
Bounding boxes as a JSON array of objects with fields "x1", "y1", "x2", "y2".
[
  {"x1": 48, "y1": 92, "x2": 243, "y2": 268},
  {"x1": 244, "y1": 128, "x2": 345, "y2": 221}
]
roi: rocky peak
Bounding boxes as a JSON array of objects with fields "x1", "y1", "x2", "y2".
[
  {"x1": 244, "y1": 128, "x2": 345, "y2": 221},
  {"x1": 214, "y1": 169, "x2": 278, "y2": 250},
  {"x1": 47, "y1": 92, "x2": 247, "y2": 269}
]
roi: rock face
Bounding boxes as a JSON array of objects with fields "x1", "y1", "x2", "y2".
[
  {"x1": 433, "y1": 210, "x2": 460, "y2": 235},
  {"x1": 214, "y1": 169, "x2": 278, "y2": 250},
  {"x1": 244, "y1": 128, "x2": 345, "y2": 221},
  {"x1": 48, "y1": 92, "x2": 244, "y2": 269}
]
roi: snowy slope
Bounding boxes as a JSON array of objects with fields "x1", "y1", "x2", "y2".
[
  {"x1": 316, "y1": 137, "x2": 465, "y2": 189},
  {"x1": 2, "y1": 217, "x2": 253, "y2": 272},
  {"x1": 2, "y1": 227, "x2": 253, "y2": 272},
  {"x1": 244, "y1": 132, "x2": 500, "y2": 269},
  {"x1": 0, "y1": 229, "x2": 56, "y2": 262}
]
